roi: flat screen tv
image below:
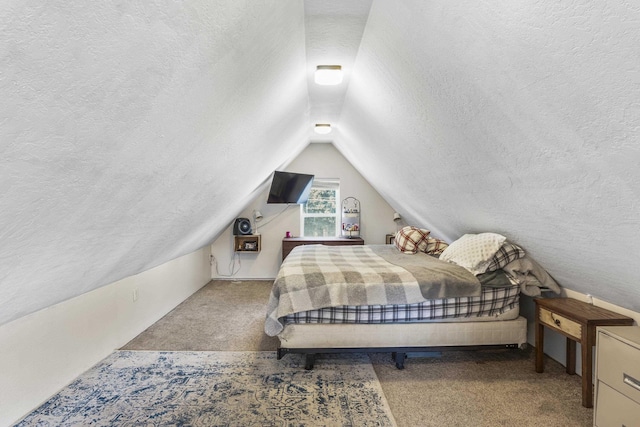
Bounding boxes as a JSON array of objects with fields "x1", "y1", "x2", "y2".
[{"x1": 267, "y1": 171, "x2": 314, "y2": 204}]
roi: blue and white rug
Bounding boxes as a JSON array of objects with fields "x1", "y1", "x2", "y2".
[{"x1": 15, "y1": 351, "x2": 396, "y2": 426}]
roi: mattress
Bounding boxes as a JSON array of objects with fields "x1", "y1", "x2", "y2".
[
  {"x1": 266, "y1": 244, "x2": 500, "y2": 336},
  {"x1": 283, "y1": 283, "x2": 520, "y2": 325}
]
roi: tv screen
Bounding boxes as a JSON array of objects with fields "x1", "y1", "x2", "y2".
[{"x1": 267, "y1": 171, "x2": 314, "y2": 204}]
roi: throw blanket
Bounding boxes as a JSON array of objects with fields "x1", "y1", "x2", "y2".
[
  {"x1": 265, "y1": 245, "x2": 481, "y2": 336},
  {"x1": 503, "y1": 255, "x2": 562, "y2": 297}
]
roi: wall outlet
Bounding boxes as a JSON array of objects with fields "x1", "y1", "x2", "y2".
[{"x1": 132, "y1": 288, "x2": 139, "y2": 302}]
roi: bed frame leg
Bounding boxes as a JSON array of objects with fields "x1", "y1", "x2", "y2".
[
  {"x1": 394, "y1": 352, "x2": 406, "y2": 370},
  {"x1": 304, "y1": 354, "x2": 316, "y2": 370}
]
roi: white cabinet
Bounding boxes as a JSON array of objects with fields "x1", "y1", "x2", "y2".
[{"x1": 594, "y1": 326, "x2": 640, "y2": 426}]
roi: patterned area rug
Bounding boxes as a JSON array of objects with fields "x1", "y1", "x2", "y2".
[{"x1": 15, "y1": 351, "x2": 396, "y2": 426}]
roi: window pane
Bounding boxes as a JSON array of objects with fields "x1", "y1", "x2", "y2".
[
  {"x1": 304, "y1": 217, "x2": 337, "y2": 237},
  {"x1": 303, "y1": 189, "x2": 337, "y2": 214},
  {"x1": 301, "y1": 178, "x2": 340, "y2": 237}
]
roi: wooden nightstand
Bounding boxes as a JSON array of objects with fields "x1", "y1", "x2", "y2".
[{"x1": 534, "y1": 297, "x2": 634, "y2": 408}]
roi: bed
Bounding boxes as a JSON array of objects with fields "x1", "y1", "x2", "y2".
[{"x1": 265, "y1": 231, "x2": 560, "y2": 369}]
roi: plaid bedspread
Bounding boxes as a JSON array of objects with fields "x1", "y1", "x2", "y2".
[{"x1": 265, "y1": 244, "x2": 482, "y2": 336}]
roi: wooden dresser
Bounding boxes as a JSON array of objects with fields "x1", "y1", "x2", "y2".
[
  {"x1": 282, "y1": 237, "x2": 364, "y2": 261},
  {"x1": 594, "y1": 326, "x2": 640, "y2": 427}
]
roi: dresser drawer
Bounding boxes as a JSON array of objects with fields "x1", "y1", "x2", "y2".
[
  {"x1": 597, "y1": 331, "x2": 640, "y2": 404},
  {"x1": 595, "y1": 381, "x2": 640, "y2": 427},
  {"x1": 538, "y1": 307, "x2": 582, "y2": 340}
]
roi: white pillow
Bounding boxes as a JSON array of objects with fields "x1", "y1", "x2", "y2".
[{"x1": 439, "y1": 233, "x2": 507, "y2": 275}]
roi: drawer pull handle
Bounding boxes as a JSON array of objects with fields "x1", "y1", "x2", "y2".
[
  {"x1": 623, "y1": 373, "x2": 640, "y2": 392},
  {"x1": 551, "y1": 314, "x2": 561, "y2": 327}
]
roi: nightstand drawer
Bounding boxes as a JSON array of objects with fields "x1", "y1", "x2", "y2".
[
  {"x1": 595, "y1": 381, "x2": 640, "y2": 427},
  {"x1": 539, "y1": 307, "x2": 582, "y2": 340},
  {"x1": 597, "y1": 332, "x2": 640, "y2": 404}
]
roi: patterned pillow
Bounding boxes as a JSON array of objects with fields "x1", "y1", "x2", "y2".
[
  {"x1": 486, "y1": 242, "x2": 525, "y2": 272},
  {"x1": 423, "y1": 237, "x2": 449, "y2": 256},
  {"x1": 394, "y1": 226, "x2": 431, "y2": 254},
  {"x1": 438, "y1": 232, "x2": 507, "y2": 275}
]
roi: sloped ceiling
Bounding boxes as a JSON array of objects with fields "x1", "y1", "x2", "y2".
[
  {"x1": 1, "y1": 0, "x2": 639, "y2": 325},
  {"x1": 335, "y1": 0, "x2": 640, "y2": 311},
  {"x1": 0, "y1": 0, "x2": 312, "y2": 325}
]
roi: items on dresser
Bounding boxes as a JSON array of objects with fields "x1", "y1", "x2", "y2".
[
  {"x1": 534, "y1": 297, "x2": 634, "y2": 408},
  {"x1": 594, "y1": 326, "x2": 640, "y2": 427}
]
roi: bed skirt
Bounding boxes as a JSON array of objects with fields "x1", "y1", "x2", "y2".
[{"x1": 277, "y1": 316, "x2": 528, "y2": 369}]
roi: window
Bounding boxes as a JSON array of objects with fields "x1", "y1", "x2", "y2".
[{"x1": 301, "y1": 178, "x2": 340, "y2": 237}]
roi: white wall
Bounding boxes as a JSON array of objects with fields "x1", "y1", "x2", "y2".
[
  {"x1": 0, "y1": 247, "x2": 211, "y2": 427},
  {"x1": 210, "y1": 142, "x2": 400, "y2": 279}
]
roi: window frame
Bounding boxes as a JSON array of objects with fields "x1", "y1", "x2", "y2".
[{"x1": 300, "y1": 178, "x2": 341, "y2": 237}]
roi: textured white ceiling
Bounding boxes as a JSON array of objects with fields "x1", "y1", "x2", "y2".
[
  {"x1": 335, "y1": 0, "x2": 640, "y2": 311},
  {"x1": 0, "y1": 1, "x2": 311, "y2": 325},
  {"x1": 1, "y1": 0, "x2": 639, "y2": 325},
  {"x1": 305, "y1": 0, "x2": 372, "y2": 142}
]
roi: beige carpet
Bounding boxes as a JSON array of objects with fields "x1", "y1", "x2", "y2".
[
  {"x1": 123, "y1": 280, "x2": 279, "y2": 351},
  {"x1": 370, "y1": 351, "x2": 592, "y2": 426},
  {"x1": 123, "y1": 280, "x2": 593, "y2": 426}
]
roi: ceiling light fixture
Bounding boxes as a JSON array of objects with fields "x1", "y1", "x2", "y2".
[
  {"x1": 314, "y1": 65, "x2": 343, "y2": 85},
  {"x1": 314, "y1": 123, "x2": 332, "y2": 134}
]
